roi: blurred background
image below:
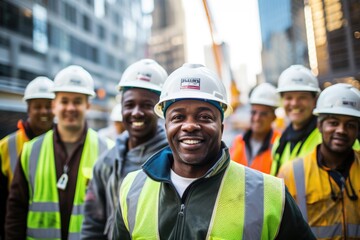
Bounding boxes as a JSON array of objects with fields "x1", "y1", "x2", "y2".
[{"x1": 0, "y1": 0, "x2": 359, "y2": 144}]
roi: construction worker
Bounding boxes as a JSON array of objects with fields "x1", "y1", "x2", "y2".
[
  {"x1": 278, "y1": 83, "x2": 360, "y2": 239},
  {"x1": 113, "y1": 63, "x2": 315, "y2": 239},
  {"x1": 0, "y1": 76, "x2": 54, "y2": 239},
  {"x1": 270, "y1": 65, "x2": 322, "y2": 176},
  {"x1": 81, "y1": 59, "x2": 168, "y2": 239},
  {"x1": 230, "y1": 82, "x2": 281, "y2": 174},
  {"x1": 5, "y1": 65, "x2": 113, "y2": 240},
  {"x1": 98, "y1": 103, "x2": 126, "y2": 141}
]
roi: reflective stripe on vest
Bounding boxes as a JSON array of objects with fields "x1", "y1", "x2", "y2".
[
  {"x1": 120, "y1": 161, "x2": 284, "y2": 239},
  {"x1": 22, "y1": 129, "x2": 106, "y2": 240},
  {"x1": 292, "y1": 158, "x2": 307, "y2": 221},
  {"x1": 8, "y1": 133, "x2": 18, "y2": 174}
]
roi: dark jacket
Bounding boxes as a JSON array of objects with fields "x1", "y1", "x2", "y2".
[
  {"x1": 81, "y1": 124, "x2": 168, "y2": 240},
  {"x1": 113, "y1": 143, "x2": 316, "y2": 240}
]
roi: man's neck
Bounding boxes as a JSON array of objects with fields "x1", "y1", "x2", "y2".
[
  {"x1": 57, "y1": 125, "x2": 84, "y2": 143},
  {"x1": 319, "y1": 144, "x2": 350, "y2": 170}
]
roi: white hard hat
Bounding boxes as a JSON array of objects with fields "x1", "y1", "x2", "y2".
[
  {"x1": 23, "y1": 76, "x2": 55, "y2": 101},
  {"x1": 154, "y1": 63, "x2": 233, "y2": 119},
  {"x1": 53, "y1": 65, "x2": 96, "y2": 97},
  {"x1": 277, "y1": 65, "x2": 320, "y2": 93},
  {"x1": 118, "y1": 59, "x2": 168, "y2": 93},
  {"x1": 110, "y1": 104, "x2": 123, "y2": 122},
  {"x1": 250, "y1": 82, "x2": 280, "y2": 108},
  {"x1": 313, "y1": 83, "x2": 360, "y2": 118}
]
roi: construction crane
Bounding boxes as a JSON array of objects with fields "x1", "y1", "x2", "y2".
[{"x1": 201, "y1": 0, "x2": 241, "y2": 111}]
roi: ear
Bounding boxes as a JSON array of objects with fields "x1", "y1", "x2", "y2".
[
  {"x1": 51, "y1": 99, "x2": 56, "y2": 115},
  {"x1": 221, "y1": 123, "x2": 224, "y2": 134},
  {"x1": 317, "y1": 120, "x2": 323, "y2": 134}
]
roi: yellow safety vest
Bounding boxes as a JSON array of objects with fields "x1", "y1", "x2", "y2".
[
  {"x1": 21, "y1": 129, "x2": 110, "y2": 240},
  {"x1": 119, "y1": 161, "x2": 285, "y2": 239},
  {"x1": 270, "y1": 128, "x2": 322, "y2": 176},
  {"x1": 0, "y1": 127, "x2": 28, "y2": 189},
  {"x1": 278, "y1": 148, "x2": 360, "y2": 239}
]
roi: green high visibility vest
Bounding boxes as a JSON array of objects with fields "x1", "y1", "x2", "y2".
[
  {"x1": 119, "y1": 161, "x2": 285, "y2": 239},
  {"x1": 21, "y1": 129, "x2": 109, "y2": 240}
]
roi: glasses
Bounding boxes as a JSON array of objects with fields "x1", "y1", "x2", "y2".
[{"x1": 251, "y1": 110, "x2": 272, "y2": 117}]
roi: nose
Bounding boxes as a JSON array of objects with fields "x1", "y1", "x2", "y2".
[
  {"x1": 181, "y1": 119, "x2": 201, "y2": 132},
  {"x1": 131, "y1": 105, "x2": 144, "y2": 118}
]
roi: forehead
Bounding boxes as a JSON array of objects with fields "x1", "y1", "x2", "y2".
[
  {"x1": 28, "y1": 98, "x2": 52, "y2": 105},
  {"x1": 322, "y1": 114, "x2": 359, "y2": 123},
  {"x1": 122, "y1": 88, "x2": 159, "y2": 102},
  {"x1": 55, "y1": 92, "x2": 87, "y2": 100},
  {"x1": 251, "y1": 104, "x2": 274, "y2": 112},
  {"x1": 167, "y1": 99, "x2": 219, "y2": 114},
  {"x1": 281, "y1": 91, "x2": 314, "y2": 98}
]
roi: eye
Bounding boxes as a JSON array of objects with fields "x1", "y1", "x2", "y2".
[
  {"x1": 198, "y1": 114, "x2": 213, "y2": 121},
  {"x1": 170, "y1": 114, "x2": 184, "y2": 122}
]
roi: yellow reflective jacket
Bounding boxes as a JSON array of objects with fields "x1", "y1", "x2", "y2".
[
  {"x1": 278, "y1": 148, "x2": 360, "y2": 239},
  {"x1": 21, "y1": 129, "x2": 111, "y2": 240}
]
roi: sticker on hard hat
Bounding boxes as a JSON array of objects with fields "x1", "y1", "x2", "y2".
[
  {"x1": 180, "y1": 78, "x2": 200, "y2": 90},
  {"x1": 342, "y1": 100, "x2": 356, "y2": 107},
  {"x1": 291, "y1": 78, "x2": 304, "y2": 84},
  {"x1": 39, "y1": 87, "x2": 49, "y2": 92},
  {"x1": 136, "y1": 72, "x2": 151, "y2": 82},
  {"x1": 70, "y1": 78, "x2": 83, "y2": 86}
]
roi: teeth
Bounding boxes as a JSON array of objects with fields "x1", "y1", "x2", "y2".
[
  {"x1": 40, "y1": 117, "x2": 48, "y2": 121},
  {"x1": 292, "y1": 109, "x2": 301, "y2": 113},
  {"x1": 182, "y1": 139, "x2": 200, "y2": 145},
  {"x1": 133, "y1": 122, "x2": 144, "y2": 127}
]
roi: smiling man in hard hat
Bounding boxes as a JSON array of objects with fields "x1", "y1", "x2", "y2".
[
  {"x1": 270, "y1": 65, "x2": 322, "y2": 176},
  {"x1": 112, "y1": 63, "x2": 315, "y2": 239},
  {"x1": 81, "y1": 59, "x2": 168, "y2": 240},
  {"x1": 0, "y1": 76, "x2": 54, "y2": 239},
  {"x1": 278, "y1": 83, "x2": 360, "y2": 239},
  {"x1": 5, "y1": 65, "x2": 112, "y2": 240},
  {"x1": 230, "y1": 82, "x2": 281, "y2": 174}
]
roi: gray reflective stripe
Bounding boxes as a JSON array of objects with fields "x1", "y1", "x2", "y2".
[
  {"x1": 27, "y1": 227, "x2": 61, "y2": 239},
  {"x1": 72, "y1": 204, "x2": 84, "y2": 215},
  {"x1": 68, "y1": 231, "x2": 81, "y2": 240},
  {"x1": 293, "y1": 158, "x2": 308, "y2": 221},
  {"x1": 29, "y1": 135, "x2": 45, "y2": 190},
  {"x1": 97, "y1": 136, "x2": 108, "y2": 154},
  {"x1": 8, "y1": 133, "x2": 18, "y2": 173},
  {"x1": 311, "y1": 224, "x2": 342, "y2": 238},
  {"x1": 243, "y1": 168, "x2": 264, "y2": 239},
  {"x1": 348, "y1": 223, "x2": 360, "y2": 237},
  {"x1": 126, "y1": 171, "x2": 148, "y2": 234},
  {"x1": 29, "y1": 202, "x2": 59, "y2": 212}
]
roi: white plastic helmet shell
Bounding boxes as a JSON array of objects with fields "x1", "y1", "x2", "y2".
[
  {"x1": 53, "y1": 65, "x2": 96, "y2": 97},
  {"x1": 110, "y1": 104, "x2": 123, "y2": 122},
  {"x1": 250, "y1": 82, "x2": 280, "y2": 108},
  {"x1": 277, "y1": 65, "x2": 320, "y2": 93},
  {"x1": 23, "y1": 76, "x2": 55, "y2": 101},
  {"x1": 313, "y1": 83, "x2": 360, "y2": 118},
  {"x1": 154, "y1": 63, "x2": 233, "y2": 118},
  {"x1": 117, "y1": 59, "x2": 168, "y2": 93}
]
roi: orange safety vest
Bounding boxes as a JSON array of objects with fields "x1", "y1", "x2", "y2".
[
  {"x1": 230, "y1": 129, "x2": 281, "y2": 174},
  {"x1": 0, "y1": 120, "x2": 29, "y2": 189}
]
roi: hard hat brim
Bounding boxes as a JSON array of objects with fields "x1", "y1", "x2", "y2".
[
  {"x1": 154, "y1": 91, "x2": 233, "y2": 119},
  {"x1": 313, "y1": 107, "x2": 360, "y2": 118}
]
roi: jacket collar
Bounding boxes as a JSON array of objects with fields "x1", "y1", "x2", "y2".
[{"x1": 142, "y1": 142, "x2": 230, "y2": 182}]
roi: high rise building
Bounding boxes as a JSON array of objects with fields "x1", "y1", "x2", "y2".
[
  {"x1": 0, "y1": 0, "x2": 149, "y2": 137},
  {"x1": 305, "y1": 0, "x2": 360, "y2": 88},
  {"x1": 258, "y1": 0, "x2": 309, "y2": 85},
  {"x1": 148, "y1": 0, "x2": 186, "y2": 74}
]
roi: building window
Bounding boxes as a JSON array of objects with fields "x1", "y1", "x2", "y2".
[
  {"x1": 98, "y1": 24, "x2": 106, "y2": 40},
  {"x1": 112, "y1": 33, "x2": 118, "y2": 46},
  {"x1": 48, "y1": 0, "x2": 59, "y2": 14},
  {"x1": 63, "y1": 2, "x2": 76, "y2": 24},
  {"x1": 83, "y1": 14, "x2": 91, "y2": 32}
]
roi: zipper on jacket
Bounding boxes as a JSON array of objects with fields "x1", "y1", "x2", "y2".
[{"x1": 175, "y1": 204, "x2": 185, "y2": 239}]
